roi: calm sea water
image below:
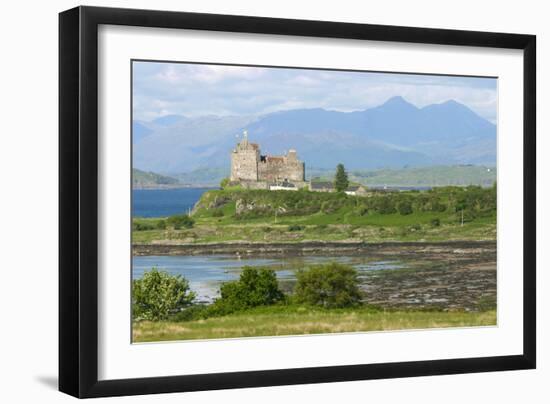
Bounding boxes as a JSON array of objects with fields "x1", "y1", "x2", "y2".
[
  {"x1": 133, "y1": 255, "x2": 405, "y2": 302},
  {"x1": 132, "y1": 187, "x2": 216, "y2": 218}
]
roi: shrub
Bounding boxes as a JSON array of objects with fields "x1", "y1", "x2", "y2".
[
  {"x1": 132, "y1": 268, "x2": 196, "y2": 321},
  {"x1": 430, "y1": 218, "x2": 441, "y2": 227},
  {"x1": 293, "y1": 263, "x2": 362, "y2": 308},
  {"x1": 288, "y1": 224, "x2": 305, "y2": 232},
  {"x1": 212, "y1": 209, "x2": 224, "y2": 217},
  {"x1": 397, "y1": 200, "x2": 413, "y2": 215},
  {"x1": 156, "y1": 220, "x2": 166, "y2": 230},
  {"x1": 166, "y1": 214, "x2": 195, "y2": 229},
  {"x1": 375, "y1": 197, "x2": 397, "y2": 214},
  {"x1": 210, "y1": 267, "x2": 285, "y2": 315},
  {"x1": 133, "y1": 221, "x2": 154, "y2": 231}
]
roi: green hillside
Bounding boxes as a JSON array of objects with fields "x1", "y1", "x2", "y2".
[
  {"x1": 133, "y1": 185, "x2": 497, "y2": 245},
  {"x1": 133, "y1": 168, "x2": 179, "y2": 189}
]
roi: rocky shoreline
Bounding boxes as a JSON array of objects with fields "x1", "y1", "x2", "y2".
[
  {"x1": 133, "y1": 240, "x2": 497, "y2": 312},
  {"x1": 132, "y1": 240, "x2": 496, "y2": 257}
]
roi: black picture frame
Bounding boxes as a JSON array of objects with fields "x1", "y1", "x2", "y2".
[{"x1": 59, "y1": 5, "x2": 536, "y2": 398}]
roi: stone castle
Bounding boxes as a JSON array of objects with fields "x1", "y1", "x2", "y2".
[
  {"x1": 230, "y1": 130, "x2": 306, "y2": 189},
  {"x1": 229, "y1": 130, "x2": 367, "y2": 195}
]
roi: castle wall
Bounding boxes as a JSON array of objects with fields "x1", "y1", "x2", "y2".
[{"x1": 257, "y1": 157, "x2": 305, "y2": 182}]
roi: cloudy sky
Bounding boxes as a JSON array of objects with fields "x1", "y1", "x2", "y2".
[{"x1": 133, "y1": 61, "x2": 497, "y2": 123}]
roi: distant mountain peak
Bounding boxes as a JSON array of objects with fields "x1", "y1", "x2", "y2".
[
  {"x1": 379, "y1": 96, "x2": 418, "y2": 110},
  {"x1": 133, "y1": 97, "x2": 495, "y2": 173}
]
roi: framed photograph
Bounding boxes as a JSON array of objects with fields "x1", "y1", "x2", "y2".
[{"x1": 59, "y1": 6, "x2": 536, "y2": 398}]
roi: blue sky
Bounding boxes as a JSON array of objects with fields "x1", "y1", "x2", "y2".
[{"x1": 133, "y1": 61, "x2": 497, "y2": 123}]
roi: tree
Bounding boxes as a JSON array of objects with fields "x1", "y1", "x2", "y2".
[
  {"x1": 212, "y1": 267, "x2": 285, "y2": 314},
  {"x1": 132, "y1": 268, "x2": 196, "y2": 321},
  {"x1": 294, "y1": 263, "x2": 362, "y2": 308},
  {"x1": 334, "y1": 163, "x2": 349, "y2": 192}
]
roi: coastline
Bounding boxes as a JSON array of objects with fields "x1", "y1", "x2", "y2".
[
  {"x1": 132, "y1": 239, "x2": 496, "y2": 256},
  {"x1": 132, "y1": 184, "x2": 217, "y2": 190}
]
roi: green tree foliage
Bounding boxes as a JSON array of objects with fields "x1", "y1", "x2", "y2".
[
  {"x1": 166, "y1": 214, "x2": 195, "y2": 229},
  {"x1": 374, "y1": 195, "x2": 397, "y2": 214},
  {"x1": 334, "y1": 163, "x2": 349, "y2": 192},
  {"x1": 294, "y1": 263, "x2": 362, "y2": 308},
  {"x1": 132, "y1": 268, "x2": 196, "y2": 321},
  {"x1": 397, "y1": 199, "x2": 413, "y2": 215},
  {"x1": 211, "y1": 267, "x2": 284, "y2": 315}
]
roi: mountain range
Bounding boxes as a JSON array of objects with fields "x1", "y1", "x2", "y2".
[{"x1": 132, "y1": 96, "x2": 496, "y2": 174}]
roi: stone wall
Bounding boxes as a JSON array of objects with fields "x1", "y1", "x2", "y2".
[{"x1": 257, "y1": 150, "x2": 305, "y2": 182}]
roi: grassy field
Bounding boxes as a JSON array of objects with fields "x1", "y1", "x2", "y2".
[{"x1": 133, "y1": 305, "x2": 496, "y2": 342}]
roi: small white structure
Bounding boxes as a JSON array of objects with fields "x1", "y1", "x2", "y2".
[{"x1": 269, "y1": 181, "x2": 298, "y2": 191}]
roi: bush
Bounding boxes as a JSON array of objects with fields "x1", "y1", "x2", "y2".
[
  {"x1": 397, "y1": 200, "x2": 413, "y2": 215},
  {"x1": 293, "y1": 263, "x2": 362, "y2": 308},
  {"x1": 212, "y1": 209, "x2": 224, "y2": 217},
  {"x1": 288, "y1": 224, "x2": 305, "y2": 232},
  {"x1": 375, "y1": 197, "x2": 396, "y2": 214},
  {"x1": 133, "y1": 221, "x2": 154, "y2": 231},
  {"x1": 210, "y1": 267, "x2": 285, "y2": 314},
  {"x1": 430, "y1": 218, "x2": 441, "y2": 227},
  {"x1": 166, "y1": 214, "x2": 195, "y2": 229},
  {"x1": 132, "y1": 268, "x2": 196, "y2": 321},
  {"x1": 156, "y1": 220, "x2": 166, "y2": 230}
]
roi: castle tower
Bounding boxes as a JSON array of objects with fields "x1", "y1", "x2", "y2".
[{"x1": 230, "y1": 130, "x2": 260, "y2": 181}]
